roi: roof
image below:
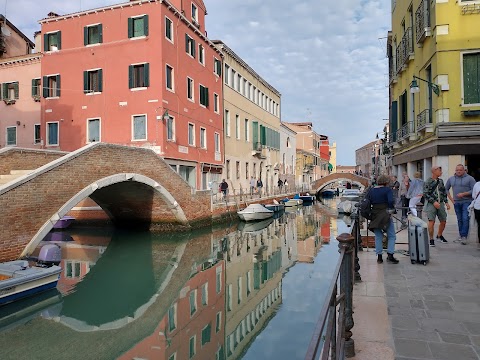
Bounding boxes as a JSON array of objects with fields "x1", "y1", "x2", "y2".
[{"x1": 0, "y1": 14, "x2": 35, "y2": 47}]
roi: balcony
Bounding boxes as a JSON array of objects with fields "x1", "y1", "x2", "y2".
[
  {"x1": 397, "y1": 121, "x2": 416, "y2": 144},
  {"x1": 252, "y1": 142, "x2": 266, "y2": 159},
  {"x1": 416, "y1": 109, "x2": 433, "y2": 133},
  {"x1": 415, "y1": 0, "x2": 431, "y2": 45},
  {"x1": 395, "y1": 27, "x2": 415, "y2": 74}
]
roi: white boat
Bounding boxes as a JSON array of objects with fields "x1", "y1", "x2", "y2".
[
  {"x1": 237, "y1": 204, "x2": 274, "y2": 222},
  {"x1": 284, "y1": 198, "x2": 303, "y2": 207},
  {"x1": 337, "y1": 200, "x2": 353, "y2": 214},
  {"x1": 0, "y1": 245, "x2": 62, "y2": 306},
  {"x1": 264, "y1": 200, "x2": 285, "y2": 212},
  {"x1": 340, "y1": 189, "x2": 361, "y2": 202},
  {"x1": 238, "y1": 218, "x2": 274, "y2": 234}
]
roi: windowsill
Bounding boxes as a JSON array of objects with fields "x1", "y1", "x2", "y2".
[
  {"x1": 199, "y1": 104, "x2": 207, "y2": 109},
  {"x1": 6, "y1": 144, "x2": 17, "y2": 147},
  {"x1": 214, "y1": 110, "x2": 219, "y2": 114},
  {"x1": 46, "y1": 144, "x2": 59, "y2": 147},
  {"x1": 167, "y1": 139, "x2": 176, "y2": 142},
  {"x1": 188, "y1": 143, "x2": 195, "y2": 147},
  {"x1": 200, "y1": 146, "x2": 207, "y2": 150},
  {"x1": 199, "y1": 61, "x2": 205, "y2": 67},
  {"x1": 130, "y1": 87, "x2": 147, "y2": 92},
  {"x1": 461, "y1": 103, "x2": 480, "y2": 107},
  {"x1": 85, "y1": 43, "x2": 101, "y2": 47},
  {"x1": 86, "y1": 92, "x2": 102, "y2": 96},
  {"x1": 131, "y1": 139, "x2": 147, "y2": 142},
  {"x1": 87, "y1": 140, "x2": 101, "y2": 144},
  {"x1": 166, "y1": 87, "x2": 175, "y2": 93},
  {"x1": 187, "y1": 53, "x2": 195, "y2": 59},
  {"x1": 130, "y1": 36, "x2": 147, "y2": 40},
  {"x1": 165, "y1": 37, "x2": 174, "y2": 44},
  {"x1": 45, "y1": 97, "x2": 60, "y2": 100},
  {"x1": 188, "y1": 98, "x2": 194, "y2": 103}
]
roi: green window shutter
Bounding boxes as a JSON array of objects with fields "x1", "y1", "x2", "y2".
[
  {"x1": 143, "y1": 15, "x2": 149, "y2": 36},
  {"x1": 83, "y1": 71, "x2": 88, "y2": 93},
  {"x1": 98, "y1": 69, "x2": 103, "y2": 92},
  {"x1": 204, "y1": 86, "x2": 209, "y2": 107},
  {"x1": 144, "y1": 63, "x2": 149, "y2": 87},
  {"x1": 463, "y1": 53, "x2": 480, "y2": 105},
  {"x1": 14, "y1": 82, "x2": 19, "y2": 99},
  {"x1": 192, "y1": 39, "x2": 196, "y2": 58},
  {"x1": 128, "y1": 65, "x2": 134, "y2": 89},
  {"x1": 1, "y1": 83, "x2": 6, "y2": 100},
  {"x1": 260, "y1": 125, "x2": 266, "y2": 145},
  {"x1": 128, "y1": 18, "x2": 133, "y2": 38},
  {"x1": 32, "y1": 79, "x2": 36, "y2": 96},
  {"x1": 57, "y1": 31, "x2": 61, "y2": 50},
  {"x1": 56, "y1": 75, "x2": 61, "y2": 97},
  {"x1": 84, "y1": 26, "x2": 88, "y2": 45},
  {"x1": 252, "y1": 121, "x2": 258, "y2": 149},
  {"x1": 391, "y1": 101, "x2": 398, "y2": 142},
  {"x1": 43, "y1": 34, "x2": 48, "y2": 51},
  {"x1": 42, "y1": 76, "x2": 48, "y2": 98},
  {"x1": 185, "y1": 34, "x2": 189, "y2": 53},
  {"x1": 98, "y1": 24, "x2": 103, "y2": 43}
]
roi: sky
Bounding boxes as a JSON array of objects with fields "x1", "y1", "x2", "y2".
[{"x1": 1, "y1": 0, "x2": 391, "y2": 165}]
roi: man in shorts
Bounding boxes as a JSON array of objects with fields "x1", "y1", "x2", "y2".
[{"x1": 423, "y1": 166, "x2": 451, "y2": 247}]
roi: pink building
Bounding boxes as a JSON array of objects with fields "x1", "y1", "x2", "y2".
[
  {"x1": 0, "y1": 15, "x2": 40, "y2": 149},
  {"x1": 39, "y1": 0, "x2": 224, "y2": 189}
]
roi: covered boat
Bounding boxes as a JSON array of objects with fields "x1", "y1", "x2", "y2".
[{"x1": 237, "y1": 204, "x2": 274, "y2": 222}]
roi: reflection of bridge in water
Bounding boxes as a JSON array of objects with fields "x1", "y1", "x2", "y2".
[{"x1": 311, "y1": 172, "x2": 369, "y2": 197}]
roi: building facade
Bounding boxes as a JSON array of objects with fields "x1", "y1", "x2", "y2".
[
  {"x1": 388, "y1": 0, "x2": 480, "y2": 180},
  {"x1": 0, "y1": 16, "x2": 40, "y2": 149},
  {"x1": 279, "y1": 122, "x2": 296, "y2": 188},
  {"x1": 213, "y1": 41, "x2": 282, "y2": 195},
  {"x1": 38, "y1": 0, "x2": 223, "y2": 189}
]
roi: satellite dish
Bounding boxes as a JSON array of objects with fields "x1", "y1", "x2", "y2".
[{"x1": 1, "y1": 25, "x2": 11, "y2": 37}]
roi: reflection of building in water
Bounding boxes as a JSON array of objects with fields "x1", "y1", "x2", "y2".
[
  {"x1": 319, "y1": 214, "x2": 332, "y2": 244},
  {"x1": 294, "y1": 210, "x2": 323, "y2": 263},
  {"x1": 224, "y1": 217, "x2": 293, "y2": 358}
]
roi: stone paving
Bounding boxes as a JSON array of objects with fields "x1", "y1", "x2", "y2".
[{"x1": 352, "y1": 215, "x2": 480, "y2": 360}]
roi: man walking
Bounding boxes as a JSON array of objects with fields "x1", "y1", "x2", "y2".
[
  {"x1": 220, "y1": 179, "x2": 228, "y2": 200},
  {"x1": 256, "y1": 178, "x2": 263, "y2": 198},
  {"x1": 423, "y1": 166, "x2": 450, "y2": 246},
  {"x1": 445, "y1": 164, "x2": 476, "y2": 244}
]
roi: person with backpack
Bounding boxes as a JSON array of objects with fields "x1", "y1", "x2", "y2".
[{"x1": 367, "y1": 174, "x2": 399, "y2": 264}]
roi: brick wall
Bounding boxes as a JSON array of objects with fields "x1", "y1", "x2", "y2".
[{"x1": 0, "y1": 148, "x2": 67, "y2": 174}]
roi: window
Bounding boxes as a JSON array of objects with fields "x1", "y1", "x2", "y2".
[
  {"x1": 214, "y1": 58, "x2": 222, "y2": 76},
  {"x1": 84, "y1": 24, "x2": 102, "y2": 45},
  {"x1": 245, "y1": 162, "x2": 249, "y2": 179},
  {"x1": 214, "y1": 132, "x2": 220, "y2": 153},
  {"x1": 226, "y1": 160, "x2": 230, "y2": 180},
  {"x1": 185, "y1": 34, "x2": 195, "y2": 57},
  {"x1": 189, "y1": 289, "x2": 197, "y2": 316},
  {"x1": 43, "y1": 75, "x2": 61, "y2": 98},
  {"x1": 31, "y1": 78, "x2": 41, "y2": 99},
  {"x1": 200, "y1": 127, "x2": 206, "y2": 148},
  {"x1": 166, "y1": 115, "x2": 175, "y2": 141},
  {"x1": 236, "y1": 161, "x2": 240, "y2": 179},
  {"x1": 463, "y1": 52, "x2": 480, "y2": 105},
  {"x1": 168, "y1": 303, "x2": 177, "y2": 332},
  {"x1": 132, "y1": 115, "x2": 147, "y2": 141},
  {"x1": 169, "y1": 353, "x2": 176, "y2": 360},
  {"x1": 87, "y1": 118, "x2": 100, "y2": 142},
  {"x1": 244, "y1": 118, "x2": 249, "y2": 141},
  {"x1": 236, "y1": 74, "x2": 241, "y2": 92},
  {"x1": 187, "y1": 77, "x2": 194, "y2": 101},
  {"x1": 230, "y1": 70, "x2": 236, "y2": 88},
  {"x1": 192, "y1": 3, "x2": 198, "y2": 23},
  {"x1": 166, "y1": 64, "x2": 174, "y2": 91},
  {"x1": 215, "y1": 311, "x2": 222, "y2": 333},
  {"x1": 201, "y1": 283, "x2": 208, "y2": 305},
  {"x1": 199, "y1": 85, "x2": 209, "y2": 107},
  {"x1": 237, "y1": 277, "x2": 242, "y2": 304},
  {"x1": 6, "y1": 126, "x2": 16, "y2": 146},
  {"x1": 216, "y1": 266, "x2": 222, "y2": 293},
  {"x1": 165, "y1": 16, "x2": 173, "y2": 42},
  {"x1": 65, "y1": 261, "x2": 81, "y2": 278},
  {"x1": 227, "y1": 284, "x2": 232, "y2": 311},
  {"x1": 247, "y1": 271, "x2": 252, "y2": 296},
  {"x1": 34, "y1": 124, "x2": 41, "y2": 144},
  {"x1": 224, "y1": 64, "x2": 229, "y2": 84},
  {"x1": 83, "y1": 69, "x2": 103, "y2": 94},
  {"x1": 129, "y1": 63, "x2": 149, "y2": 89},
  {"x1": 225, "y1": 110, "x2": 230, "y2": 137},
  {"x1": 214, "y1": 93, "x2": 219, "y2": 113},
  {"x1": 201, "y1": 324, "x2": 211, "y2": 346},
  {"x1": 43, "y1": 31, "x2": 61, "y2": 51},
  {"x1": 1, "y1": 82, "x2": 19, "y2": 100},
  {"x1": 235, "y1": 115, "x2": 240, "y2": 139},
  {"x1": 243, "y1": 79, "x2": 248, "y2": 96},
  {"x1": 198, "y1": 44, "x2": 205, "y2": 65},
  {"x1": 128, "y1": 15, "x2": 149, "y2": 38},
  {"x1": 189, "y1": 336, "x2": 196, "y2": 359},
  {"x1": 46, "y1": 122, "x2": 59, "y2": 146},
  {"x1": 188, "y1": 123, "x2": 195, "y2": 146}
]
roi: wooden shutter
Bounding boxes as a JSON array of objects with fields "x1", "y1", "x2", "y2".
[
  {"x1": 143, "y1": 63, "x2": 149, "y2": 87},
  {"x1": 83, "y1": 71, "x2": 88, "y2": 93},
  {"x1": 252, "y1": 121, "x2": 258, "y2": 149},
  {"x1": 260, "y1": 125, "x2": 266, "y2": 145},
  {"x1": 204, "y1": 86, "x2": 209, "y2": 107},
  {"x1": 463, "y1": 53, "x2": 480, "y2": 105},
  {"x1": 56, "y1": 75, "x2": 61, "y2": 97},
  {"x1": 84, "y1": 26, "x2": 88, "y2": 45},
  {"x1": 42, "y1": 76, "x2": 48, "y2": 98},
  {"x1": 185, "y1": 34, "x2": 190, "y2": 53},
  {"x1": 98, "y1": 24, "x2": 103, "y2": 43},
  {"x1": 13, "y1": 82, "x2": 19, "y2": 99},
  {"x1": 143, "y1": 15, "x2": 149, "y2": 36},
  {"x1": 192, "y1": 39, "x2": 196, "y2": 58},
  {"x1": 98, "y1": 69, "x2": 103, "y2": 92},
  {"x1": 43, "y1": 34, "x2": 49, "y2": 52},
  {"x1": 391, "y1": 101, "x2": 398, "y2": 142},
  {"x1": 56, "y1": 31, "x2": 61, "y2": 50},
  {"x1": 32, "y1": 79, "x2": 36, "y2": 96},
  {"x1": 128, "y1": 18, "x2": 133, "y2": 38},
  {"x1": 128, "y1": 65, "x2": 134, "y2": 89}
]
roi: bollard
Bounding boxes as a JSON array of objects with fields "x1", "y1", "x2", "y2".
[
  {"x1": 337, "y1": 233, "x2": 356, "y2": 358},
  {"x1": 350, "y1": 209, "x2": 362, "y2": 282}
]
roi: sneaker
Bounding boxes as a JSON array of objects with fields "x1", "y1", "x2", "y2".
[
  {"x1": 461, "y1": 237, "x2": 467, "y2": 245},
  {"x1": 377, "y1": 254, "x2": 383, "y2": 264},
  {"x1": 387, "y1": 253, "x2": 399, "y2": 264},
  {"x1": 437, "y1": 235, "x2": 448, "y2": 243},
  {"x1": 453, "y1": 236, "x2": 462, "y2": 243},
  {"x1": 429, "y1": 239, "x2": 436, "y2": 247}
]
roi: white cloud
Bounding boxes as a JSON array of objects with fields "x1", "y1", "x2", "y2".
[{"x1": 2, "y1": 0, "x2": 391, "y2": 164}]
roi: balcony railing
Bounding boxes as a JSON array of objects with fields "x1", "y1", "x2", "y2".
[
  {"x1": 416, "y1": 0, "x2": 431, "y2": 44},
  {"x1": 416, "y1": 109, "x2": 431, "y2": 131},
  {"x1": 397, "y1": 121, "x2": 415, "y2": 140},
  {"x1": 395, "y1": 28, "x2": 414, "y2": 74}
]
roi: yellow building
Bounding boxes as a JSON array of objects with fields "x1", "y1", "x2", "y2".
[
  {"x1": 388, "y1": 1, "x2": 480, "y2": 179},
  {"x1": 213, "y1": 41, "x2": 282, "y2": 195}
]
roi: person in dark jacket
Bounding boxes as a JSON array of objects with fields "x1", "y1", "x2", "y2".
[{"x1": 368, "y1": 174, "x2": 399, "y2": 264}]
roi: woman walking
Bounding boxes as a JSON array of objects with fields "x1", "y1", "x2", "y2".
[
  {"x1": 407, "y1": 172, "x2": 424, "y2": 216},
  {"x1": 368, "y1": 174, "x2": 399, "y2": 264}
]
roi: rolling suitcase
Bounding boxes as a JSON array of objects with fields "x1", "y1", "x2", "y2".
[{"x1": 408, "y1": 225, "x2": 429, "y2": 265}]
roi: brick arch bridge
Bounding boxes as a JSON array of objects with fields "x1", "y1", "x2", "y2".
[
  {"x1": 0, "y1": 143, "x2": 211, "y2": 261},
  {"x1": 311, "y1": 172, "x2": 369, "y2": 195}
]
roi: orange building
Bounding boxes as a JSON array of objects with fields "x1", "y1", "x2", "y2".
[{"x1": 39, "y1": 0, "x2": 223, "y2": 189}]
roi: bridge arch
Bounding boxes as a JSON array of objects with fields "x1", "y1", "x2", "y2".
[
  {"x1": 23, "y1": 173, "x2": 189, "y2": 256},
  {"x1": 312, "y1": 173, "x2": 369, "y2": 196}
]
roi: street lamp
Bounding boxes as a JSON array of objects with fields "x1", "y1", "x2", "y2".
[{"x1": 410, "y1": 75, "x2": 440, "y2": 96}]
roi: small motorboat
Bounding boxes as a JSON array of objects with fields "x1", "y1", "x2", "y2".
[
  {"x1": 0, "y1": 244, "x2": 62, "y2": 305},
  {"x1": 299, "y1": 193, "x2": 315, "y2": 204},
  {"x1": 237, "y1": 204, "x2": 274, "y2": 222},
  {"x1": 264, "y1": 200, "x2": 285, "y2": 212},
  {"x1": 340, "y1": 189, "x2": 361, "y2": 202},
  {"x1": 283, "y1": 198, "x2": 303, "y2": 207},
  {"x1": 53, "y1": 216, "x2": 75, "y2": 229},
  {"x1": 320, "y1": 189, "x2": 336, "y2": 198}
]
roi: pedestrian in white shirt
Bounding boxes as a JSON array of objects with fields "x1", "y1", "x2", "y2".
[{"x1": 407, "y1": 172, "x2": 424, "y2": 216}]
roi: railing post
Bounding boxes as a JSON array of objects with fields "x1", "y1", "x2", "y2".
[
  {"x1": 337, "y1": 233, "x2": 355, "y2": 358},
  {"x1": 350, "y1": 208, "x2": 362, "y2": 282}
]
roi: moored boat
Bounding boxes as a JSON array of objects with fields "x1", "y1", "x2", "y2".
[
  {"x1": 264, "y1": 200, "x2": 285, "y2": 212},
  {"x1": 320, "y1": 189, "x2": 335, "y2": 198},
  {"x1": 283, "y1": 198, "x2": 303, "y2": 207},
  {"x1": 299, "y1": 193, "x2": 315, "y2": 203},
  {"x1": 237, "y1": 204, "x2": 274, "y2": 222}
]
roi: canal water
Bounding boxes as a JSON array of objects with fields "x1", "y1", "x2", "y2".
[{"x1": 0, "y1": 199, "x2": 352, "y2": 360}]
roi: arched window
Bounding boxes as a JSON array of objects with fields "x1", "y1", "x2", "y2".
[{"x1": 286, "y1": 137, "x2": 291, "y2": 148}]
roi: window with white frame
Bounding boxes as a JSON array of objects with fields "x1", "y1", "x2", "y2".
[
  {"x1": 128, "y1": 15, "x2": 149, "y2": 38},
  {"x1": 214, "y1": 58, "x2": 222, "y2": 76},
  {"x1": 187, "y1": 77, "x2": 194, "y2": 101},
  {"x1": 244, "y1": 118, "x2": 249, "y2": 141},
  {"x1": 214, "y1": 132, "x2": 220, "y2": 153},
  {"x1": 236, "y1": 161, "x2": 240, "y2": 179},
  {"x1": 201, "y1": 282, "x2": 208, "y2": 305},
  {"x1": 191, "y1": 3, "x2": 198, "y2": 23},
  {"x1": 166, "y1": 64, "x2": 174, "y2": 91},
  {"x1": 165, "y1": 16, "x2": 173, "y2": 42},
  {"x1": 132, "y1": 115, "x2": 147, "y2": 141},
  {"x1": 34, "y1": 124, "x2": 41, "y2": 144},
  {"x1": 1, "y1": 81, "x2": 19, "y2": 100},
  {"x1": 227, "y1": 284, "x2": 232, "y2": 311},
  {"x1": 87, "y1": 118, "x2": 100, "y2": 142},
  {"x1": 201, "y1": 324, "x2": 211, "y2": 346},
  {"x1": 215, "y1": 311, "x2": 222, "y2": 332},
  {"x1": 129, "y1": 63, "x2": 149, "y2": 89},
  {"x1": 42, "y1": 75, "x2": 61, "y2": 98},
  {"x1": 84, "y1": 24, "x2": 102, "y2": 45},
  {"x1": 224, "y1": 64, "x2": 229, "y2": 84},
  {"x1": 200, "y1": 127, "x2": 206, "y2": 148},
  {"x1": 225, "y1": 110, "x2": 230, "y2": 137},
  {"x1": 214, "y1": 93, "x2": 219, "y2": 113},
  {"x1": 6, "y1": 126, "x2": 16, "y2": 146},
  {"x1": 199, "y1": 84, "x2": 209, "y2": 107},
  {"x1": 185, "y1": 34, "x2": 195, "y2": 58},
  {"x1": 198, "y1": 44, "x2": 205, "y2": 65},
  {"x1": 166, "y1": 115, "x2": 175, "y2": 141},
  {"x1": 189, "y1": 289, "x2": 197, "y2": 316},
  {"x1": 235, "y1": 115, "x2": 240, "y2": 139},
  {"x1": 46, "y1": 122, "x2": 59, "y2": 146},
  {"x1": 216, "y1": 266, "x2": 222, "y2": 293},
  {"x1": 237, "y1": 276, "x2": 242, "y2": 304},
  {"x1": 32, "y1": 78, "x2": 41, "y2": 99},
  {"x1": 243, "y1": 79, "x2": 248, "y2": 96},
  {"x1": 230, "y1": 70, "x2": 236, "y2": 88},
  {"x1": 168, "y1": 303, "x2": 177, "y2": 332},
  {"x1": 43, "y1": 31, "x2": 61, "y2": 51},
  {"x1": 236, "y1": 73, "x2": 241, "y2": 92},
  {"x1": 189, "y1": 335, "x2": 196, "y2": 358},
  {"x1": 188, "y1": 123, "x2": 195, "y2": 146},
  {"x1": 83, "y1": 69, "x2": 103, "y2": 94}
]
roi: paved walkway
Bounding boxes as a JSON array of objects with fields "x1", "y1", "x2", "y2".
[{"x1": 351, "y1": 217, "x2": 480, "y2": 360}]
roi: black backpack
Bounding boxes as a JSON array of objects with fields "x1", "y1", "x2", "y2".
[{"x1": 359, "y1": 189, "x2": 372, "y2": 220}]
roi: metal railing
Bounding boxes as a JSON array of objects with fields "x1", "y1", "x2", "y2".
[
  {"x1": 305, "y1": 232, "x2": 356, "y2": 359},
  {"x1": 415, "y1": 0, "x2": 431, "y2": 44},
  {"x1": 212, "y1": 184, "x2": 313, "y2": 205},
  {"x1": 416, "y1": 109, "x2": 431, "y2": 131},
  {"x1": 395, "y1": 27, "x2": 414, "y2": 73}
]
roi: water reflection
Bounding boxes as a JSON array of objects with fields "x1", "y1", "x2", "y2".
[{"x1": 0, "y1": 204, "x2": 346, "y2": 360}]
